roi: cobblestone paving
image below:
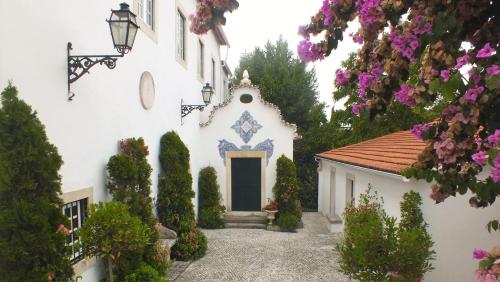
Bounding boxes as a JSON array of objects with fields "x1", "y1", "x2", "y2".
[{"x1": 174, "y1": 212, "x2": 349, "y2": 282}]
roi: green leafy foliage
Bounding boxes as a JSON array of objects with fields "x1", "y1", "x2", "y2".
[
  {"x1": 0, "y1": 84, "x2": 74, "y2": 281},
  {"x1": 78, "y1": 201, "x2": 152, "y2": 282},
  {"x1": 171, "y1": 229, "x2": 208, "y2": 261},
  {"x1": 336, "y1": 189, "x2": 435, "y2": 281},
  {"x1": 487, "y1": 220, "x2": 500, "y2": 233},
  {"x1": 273, "y1": 155, "x2": 301, "y2": 231},
  {"x1": 393, "y1": 191, "x2": 435, "y2": 280},
  {"x1": 157, "y1": 131, "x2": 207, "y2": 260},
  {"x1": 107, "y1": 137, "x2": 155, "y2": 226},
  {"x1": 330, "y1": 53, "x2": 442, "y2": 149},
  {"x1": 336, "y1": 189, "x2": 397, "y2": 281},
  {"x1": 233, "y1": 38, "x2": 332, "y2": 209},
  {"x1": 198, "y1": 167, "x2": 225, "y2": 229},
  {"x1": 123, "y1": 263, "x2": 165, "y2": 282},
  {"x1": 276, "y1": 213, "x2": 300, "y2": 232}
]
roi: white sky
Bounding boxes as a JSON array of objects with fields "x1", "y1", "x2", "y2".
[{"x1": 222, "y1": 0, "x2": 361, "y2": 116}]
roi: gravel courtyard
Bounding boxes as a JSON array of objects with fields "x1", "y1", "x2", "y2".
[{"x1": 173, "y1": 212, "x2": 350, "y2": 282}]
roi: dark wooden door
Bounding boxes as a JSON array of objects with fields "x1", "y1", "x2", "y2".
[{"x1": 231, "y1": 158, "x2": 261, "y2": 211}]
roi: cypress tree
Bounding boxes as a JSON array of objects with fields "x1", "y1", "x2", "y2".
[
  {"x1": 0, "y1": 84, "x2": 73, "y2": 281},
  {"x1": 198, "y1": 167, "x2": 225, "y2": 229},
  {"x1": 157, "y1": 131, "x2": 206, "y2": 260}
]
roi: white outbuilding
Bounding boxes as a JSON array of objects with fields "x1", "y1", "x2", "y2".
[{"x1": 316, "y1": 130, "x2": 500, "y2": 282}]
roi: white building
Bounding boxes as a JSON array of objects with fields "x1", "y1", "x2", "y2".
[
  {"x1": 0, "y1": 1, "x2": 296, "y2": 280},
  {"x1": 316, "y1": 130, "x2": 500, "y2": 282}
]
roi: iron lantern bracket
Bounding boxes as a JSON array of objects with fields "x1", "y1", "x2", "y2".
[
  {"x1": 67, "y1": 42, "x2": 124, "y2": 101},
  {"x1": 181, "y1": 102, "x2": 206, "y2": 118}
]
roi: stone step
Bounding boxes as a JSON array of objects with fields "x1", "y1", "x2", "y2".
[
  {"x1": 224, "y1": 215, "x2": 267, "y2": 224},
  {"x1": 224, "y1": 222, "x2": 267, "y2": 229}
]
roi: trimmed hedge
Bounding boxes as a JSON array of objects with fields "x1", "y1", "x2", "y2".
[
  {"x1": 157, "y1": 131, "x2": 207, "y2": 260},
  {"x1": 0, "y1": 84, "x2": 74, "y2": 281},
  {"x1": 198, "y1": 167, "x2": 225, "y2": 229},
  {"x1": 273, "y1": 155, "x2": 301, "y2": 231},
  {"x1": 107, "y1": 137, "x2": 155, "y2": 226}
]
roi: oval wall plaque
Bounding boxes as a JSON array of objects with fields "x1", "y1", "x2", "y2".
[
  {"x1": 139, "y1": 71, "x2": 155, "y2": 110},
  {"x1": 240, "y1": 93, "x2": 253, "y2": 104}
]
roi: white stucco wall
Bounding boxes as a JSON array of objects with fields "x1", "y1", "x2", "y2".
[
  {"x1": 317, "y1": 158, "x2": 500, "y2": 282},
  {"x1": 199, "y1": 84, "x2": 296, "y2": 210},
  {"x1": 0, "y1": 0, "x2": 228, "y2": 279}
]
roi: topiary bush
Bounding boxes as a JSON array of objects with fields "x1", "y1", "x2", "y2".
[
  {"x1": 198, "y1": 167, "x2": 225, "y2": 229},
  {"x1": 123, "y1": 263, "x2": 165, "y2": 282},
  {"x1": 157, "y1": 131, "x2": 207, "y2": 260},
  {"x1": 393, "y1": 191, "x2": 435, "y2": 280},
  {"x1": 0, "y1": 84, "x2": 74, "y2": 281},
  {"x1": 336, "y1": 188, "x2": 397, "y2": 281},
  {"x1": 336, "y1": 188, "x2": 435, "y2": 281},
  {"x1": 107, "y1": 137, "x2": 155, "y2": 226},
  {"x1": 172, "y1": 228, "x2": 208, "y2": 261},
  {"x1": 78, "y1": 201, "x2": 152, "y2": 282},
  {"x1": 276, "y1": 212, "x2": 300, "y2": 232},
  {"x1": 273, "y1": 155, "x2": 302, "y2": 230}
]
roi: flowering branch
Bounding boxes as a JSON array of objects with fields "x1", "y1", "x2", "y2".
[
  {"x1": 299, "y1": 0, "x2": 499, "y2": 208},
  {"x1": 189, "y1": 0, "x2": 239, "y2": 35}
]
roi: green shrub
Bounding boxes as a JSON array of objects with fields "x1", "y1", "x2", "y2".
[
  {"x1": 273, "y1": 155, "x2": 301, "y2": 230},
  {"x1": 107, "y1": 138, "x2": 155, "y2": 226},
  {"x1": 171, "y1": 228, "x2": 207, "y2": 261},
  {"x1": 144, "y1": 241, "x2": 171, "y2": 277},
  {"x1": 0, "y1": 84, "x2": 74, "y2": 281},
  {"x1": 198, "y1": 167, "x2": 225, "y2": 229},
  {"x1": 336, "y1": 189, "x2": 435, "y2": 281},
  {"x1": 336, "y1": 189, "x2": 397, "y2": 281},
  {"x1": 157, "y1": 131, "x2": 206, "y2": 260},
  {"x1": 124, "y1": 263, "x2": 165, "y2": 282},
  {"x1": 78, "y1": 201, "x2": 152, "y2": 282},
  {"x1": 199, "y1": 206, "x2": 225, "y2": 229},
  {"x1": 276, "y1": 212, "x2": 300, "y2": 232},
  {"x1": 393, "y1": 191, "x2": 435, "y2": 280}
]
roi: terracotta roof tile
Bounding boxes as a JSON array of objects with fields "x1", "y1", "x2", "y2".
[{"x1": 316, "y1": 131, "x2": 425, "y2": 174}]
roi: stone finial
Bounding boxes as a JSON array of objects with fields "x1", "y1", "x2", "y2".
[{"x1": 240, "y1": 70, "x2": 252, "y2": 86}]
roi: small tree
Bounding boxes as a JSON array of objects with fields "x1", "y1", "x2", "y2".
[
  {"x1": 107, "y1": 137, "x2": 155, "y2": 226},
  {"x1": 394, "y1": 191, "x2": 435, "y2": 280},
  {"x1": 0, "y1": 84, "x2": 73, "y2": 281},
  {"x1": 157, "y1": 131, "x2": 207, "y2": 260},
  {"x1": 79, "y1": 201, "x2": 152, "y2": 282},
  {"x1": 336, "y1": 189, "x2": 397, "y2": 281},
  {"x1": 273, "y1": 155, "x2": 301, "y2": 231},
  {"x1": 198, "y1": 167, "x2": 225, "y2": 229}
]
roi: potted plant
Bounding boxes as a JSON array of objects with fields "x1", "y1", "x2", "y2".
[{"x1": 263, "y1": 200, "x2": 279, "y2": 226}]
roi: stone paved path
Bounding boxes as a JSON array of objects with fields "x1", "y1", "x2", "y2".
[{"x1": 174, "y1": 212, "x2": 350, "y2": 282}]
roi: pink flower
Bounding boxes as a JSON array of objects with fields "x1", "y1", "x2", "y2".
[
  {"x1": 473, "y1": 248, "x2": 489, "y2": 260},
  {"x1": 472, "y1": 151, "x2": 488, "y2": 166},
  {"x1": 335, "y1": 69, "x2": 350, "y2": 86},
  {"x1": 440, "y1": 70, "x2": 451, "y2": 82},
  {"x1": 411, "y1": 123, "x2": 431, "y2": 140},
  {"x1": 493, "y1": 155, "x2": 500, "y2": 168},
  {"x1": 297, "y1": 39, "x2": 324, "y2": 63},
  {"x1": 486, "y1": 65, "x2": 500, "y2": 78},
  {"x1": 320, "y1": 0, "x2": 334, "y2": 25},
  {"x1": 487, "y1": 130, "x2": 500, "y2": 146},
  {"x1": 394, "y1": 84, "x2": 417, "y2": 107},
  {"x1": 455, "y1": 54, "x2": 470, "y2": 69},
  {"x1": 351, "y1": 32, "x2": 364, "y2": 44},
  {"x1": 464, "y1": 86, "x2": 484, "y2": 103},
  {"x1": 477, "y1": 43, "x2": 495, "y2": 58},
  {"x1": 352, "y1": 103, "x2": 366, "y2": 116},
  {"x1": 469, "y1": 69, "x2": 482, "y2": 85},
  {"x1": 298, "y1": 25, "x2": 309, "y2": 38},
  {"x1": 493, "y1": 168, "x2": 500, "y2": 183}
]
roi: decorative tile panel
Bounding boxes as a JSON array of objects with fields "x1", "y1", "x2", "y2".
[
  {"x1": 218, "y1": 139, "x2": 274, "y2": 165},
  {"x1": 231, "y1": 111, "x2": 262, "y2": 143}
]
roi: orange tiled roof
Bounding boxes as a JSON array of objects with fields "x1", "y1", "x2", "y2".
[{"x1": 316, "y1": 131, "x2": 426, "y2": 175}]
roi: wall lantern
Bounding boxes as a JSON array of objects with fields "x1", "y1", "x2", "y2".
[
  {"x1": 181, "y1": 83, "x2": 214, "y2": 120},
  {"x1": 66, "y1": 3, "x2": 139, "y2": 101}
]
